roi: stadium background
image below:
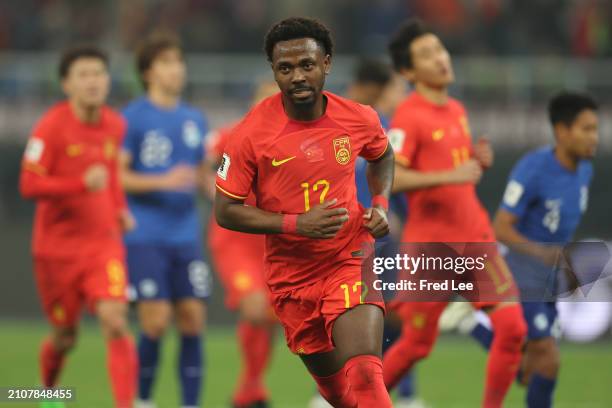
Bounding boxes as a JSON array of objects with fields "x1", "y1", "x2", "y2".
[{"x1": 0, "y1": 0, "x2": 611, "y2": 407}]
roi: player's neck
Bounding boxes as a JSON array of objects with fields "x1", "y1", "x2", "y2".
[
  {"x1": 69, "y1": 100, "x2": 101, "y2": 124},
  {"x1": 415, "y1": 83, "x2": 448, "y2": 105},
  {"x1": 148, "y1": 87, "x2": 180, "y2": 109},
  {"x1": 554, "y1": 146, "x2": 579, "y2": 171},
  {"x1": 282, "y1": 93, "x2": 326, "y2": 122}
]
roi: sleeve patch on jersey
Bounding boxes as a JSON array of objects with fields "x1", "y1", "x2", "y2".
[
  {"x1": 217, "y1": 153, "x2": 230, "y2": 180},
  {"x1": 503, "y1": 180, "x2": 524, "y2": 207},
  {"x1": 24, "y1": 138, "x2": 44, "y2": 162},
  {"x1": 387, "y1": 128, "x2": 405, "y2": 152}
]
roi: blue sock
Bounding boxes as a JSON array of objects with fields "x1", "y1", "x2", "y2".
[
  {"x1": 138, "y1": 334, "x2": 160, "y2": 400},
  {"x1": 527, "y1": 373, "x2": 556, "y2": 408},
  {"x1": 179, "y1": 335, "x2": 203, "y2": 407},
  {"x1": 470, "y1": 322, "x2": 494, "y2": 350},
  {"x1": 397, "y1": 371, "x2": 416, "y2": 399},
  {"x1": 383, "y1": 323, "x2": 416, "y2": 399}
]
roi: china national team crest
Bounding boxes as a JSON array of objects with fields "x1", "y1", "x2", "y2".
[{"x1": 333, "y1": 136, "x2": 351, "y2": 165}]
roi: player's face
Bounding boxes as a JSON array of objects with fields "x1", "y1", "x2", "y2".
[
  {"x1": 271, "y1": 38, "x2": 330, "y2": 106},
  {"x1": 62, "y1": 57, "x2": 110, "y2": 109},
  {"x1": 147, "y1": 47, "x2": 186, "y2": 96},
  {"x1": 565, "y1": 109, "x2": 599, "y2": 159},
  {"x1": 405, "y1": 34, "x2": 454, "y2": 88}
]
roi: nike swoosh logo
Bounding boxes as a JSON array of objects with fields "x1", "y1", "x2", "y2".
[{"x1": 272, "y1": 156, "x2": 296, "y2": 166}]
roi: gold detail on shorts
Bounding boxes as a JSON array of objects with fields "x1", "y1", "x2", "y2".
[
  {"x1": 107, "y1": 258, "x2": 126, "y2": 297},
  {"x1": 52, "y1": 304, "x2": 66, "y2": 322},
  {"x1": 234, "y1": 271, "x2": 253, "y2": 291},
  {"x1": 412, "y1": 312, "x2": 426, "y2": 329},
  {"x1": 296, "y1": 346, "x2": 306, "y2": 354}
]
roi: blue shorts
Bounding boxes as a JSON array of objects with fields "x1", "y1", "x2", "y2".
[
  {"x1": 521, "y1": 301, "x2": 559, "y2": 340},
  {"x1": 126, "y1": 243, "x2": 212, "y2": 301}
]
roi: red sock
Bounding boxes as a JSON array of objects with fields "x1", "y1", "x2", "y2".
[
  {"x1": 107, "y1": 336, "x2": 137, "y2": 408},
  {"x1": 483, "y1": 304, "x2": 527, "y2": 408},
  {"x1": 40, "y1": 338, "x2": 66, "y2": 387},
  {"x1": 233, "y1": 321, "x2": 272, "y2": 405},
  {"x1": 312, "y1": 366, "x2": 357, "y2": 408},
  {"x1": 345, "y1": 355, "x2": 392, "y2": 408}
]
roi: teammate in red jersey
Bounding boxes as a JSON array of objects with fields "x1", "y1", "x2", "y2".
[
  {"x1": 215, "y1": 18, "x2": 394, "y2": 408},
  {"x1": 382, "y1": 20, "x2": 527, "y2": 407},
  {"x1": 19, "y1": 46, "x2": 137, "y2": 408},
  {"x1": 206, "y1": 81, "x2": 279, "y2": 408}
]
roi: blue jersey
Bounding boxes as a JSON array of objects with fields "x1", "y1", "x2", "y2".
[
  {"x1": 500, "y1": 146, "x2": 593, "y2": 243},
  {"x1": 500, "y1": 146, "x2": 593, "y2": 299},
  {"x1": 122, "y1": 97, "x2": 208, "y2": 245}
]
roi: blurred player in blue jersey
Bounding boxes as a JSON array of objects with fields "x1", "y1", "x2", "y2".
[
  {"x1": 119, "y1": 32, "x2": 212, "y2": 408},
  {"x1": 476, "y1": 91, "x2": 598, "y2": 408}
]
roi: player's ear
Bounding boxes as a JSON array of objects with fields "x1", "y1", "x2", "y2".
[
  {"x1": 60, "y1": 78, "x2": 70, "y2": 96},
  {"x1": 399, "y1": 68, "x2": 415, "y2": 84},
  {"x1": 554, "y1": 122, "x2": 569, "y2": 144},
  {"x1": 323, "y1": 54, "x2": 331, "y2": 75}
]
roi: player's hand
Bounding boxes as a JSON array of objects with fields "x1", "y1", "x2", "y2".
[
  {"x1": 449, "y1": 159, "x2": 482, "y2": 184},
  {"x1": 118, "y1": 209, "x2": 136, "y2": 233},
  {"x1": 363, "y1": 206, "x2": 389, "y2": 239},
  {"x1": 296, "y1": 199, "x2": 349, "y2": 239},
  {"x1": 161, "y1": 164, "x2": 197, "y2": 191},
  {"x1": 538, "y1": 245, "x2": 580, "y2": 293},
  {"x1": 83, "y1": 164, "x2": 109, "y2": 192},
  {"x1": 473, "y1": 137, "x2": 494, "y2": 169}
]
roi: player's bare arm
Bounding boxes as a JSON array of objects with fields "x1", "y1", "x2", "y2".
[
  {"x1": 494, "y1": 208, "x2": 566, "y2": 267},
  {"x1": 215, "y1": 194, "x2": 349, "y2": 238},
  {"x1": 363, "y1": 146, "x2": 394, "y2": 238},
  {"x1": 119, "y1": 150, "x2": 196, "y2": 193},
  {"x1": 391, "y1": 158, "x2": 482, "y2": 193}
]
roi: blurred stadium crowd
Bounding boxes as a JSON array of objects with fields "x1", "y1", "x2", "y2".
[{"x1": 0, "y1": 0, "x2": 610, "y2": 56}]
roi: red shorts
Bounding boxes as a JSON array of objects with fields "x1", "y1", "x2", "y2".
[
  {"x1": 34, "y1": 247, "x2": 127, "y2": 327},
  {"x1": 271, "y1": 262, "x2": 385, "y2": 355},
  {"x1": 208, "y1": 220, "x2": 267, "y2": 309}
]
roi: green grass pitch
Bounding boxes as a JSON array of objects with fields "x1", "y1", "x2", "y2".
[{"x1": 0, "y1": 321, "x2": 610, "y2": 407}]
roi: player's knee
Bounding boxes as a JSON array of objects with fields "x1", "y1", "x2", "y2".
[
  {"x1": 175, "y1": 303, "x2": 206, "y2": 336},
  {"x1": 239, "y1": 291, "x2": 269, "y2": 325},
  {"x1": 141, "y1": 319, "x2": 170, "y2": 339},
  {"x1": 530, "y1": 338, "x2": 560, "y2": 377},
  {"x1": 53, "y1": 328, "x2": 78, "y2": 353},
  {"x1": 396, "y1": 332, "x2": 434, "y2": 361}
]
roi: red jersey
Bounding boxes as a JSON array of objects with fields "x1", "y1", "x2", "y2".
[
  {"x1": 20, "y1": 102, "x2": 127, "y2": 258},
  {"x1": 389, "y1": 92, "x2": 494, "y2": 242},
  {"x1": 215, "y1": 92, "x2": 389, "y2": 293}
]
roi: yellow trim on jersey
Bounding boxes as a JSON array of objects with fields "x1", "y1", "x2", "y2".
[
  {"x1": 394, "y1": 153, "x2": 411, "y2": 168},
  {"x1": 215, "y1": 183, "x2": 248, "y2": 200},
  {"x1": 23, "y1": 162, "x2": 48, "y2": 175},
  {"x1": 366, "y1": 139, "x2": 390, "y2": 162}
]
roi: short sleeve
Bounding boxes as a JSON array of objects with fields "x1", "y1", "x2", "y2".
[
  {"x1": 500, "y1": 154, "x2": 539, "y2": 218},
  {"x1": 215, "y1": 123, "x2": 257, "y2": 201},
  {"x1": 121, "y1": 109, "x2": 140, "y2": 160},
  {"x1": 359, "y1": 106, "x2": 389, "y2": 161},
  {"x1": 388, "y1": 109, "x2": 419, "y2": 168},
  {"x1": 22, "y1": 116, "x2": 57, "y2": 175}
]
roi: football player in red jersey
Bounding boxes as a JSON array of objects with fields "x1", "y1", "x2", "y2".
[
  {"x1": 19, "y1": 46, "x2": 137, "y2": 408},
  {"x1": 215, "y1": 18, "x2": 394, "y2": 408},
  {"x1": 382, "y1": 20, "x2": 527, "y2": 407},
  {"x1": 206, "y1": 81, "x2": 279, "y2": 408}
]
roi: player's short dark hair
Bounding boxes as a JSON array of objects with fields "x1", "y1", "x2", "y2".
[
  {"x1": 264, "y1": 17, "x2": 333, "y2": 62},
  {"x1": 58, "y1": 45, "x2": 108, "y2": 79},
  {"x1": 136, "y1": 31, "x2": 182, "y2": 89},
  {"x1": 548, "y1": 91, "x2": 598, "y2": 127},
  {"x1": 388, "y1": 19, "x2": 433, "y2": 71},
  {"x1": 353, "y1": 58, "x2": 392, "y2": 87}
]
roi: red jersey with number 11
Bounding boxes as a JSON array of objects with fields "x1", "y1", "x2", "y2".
[
  {"x1": 215, "y1": 92, "x2": 389, "y2": 293},
  {"x1": 389, "y1": 92, "x2": 494, "y2": 242}
]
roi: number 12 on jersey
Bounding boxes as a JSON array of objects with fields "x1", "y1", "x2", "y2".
[{"x1": 301, "y1": 179, "x2": 330, "y2": 211}]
